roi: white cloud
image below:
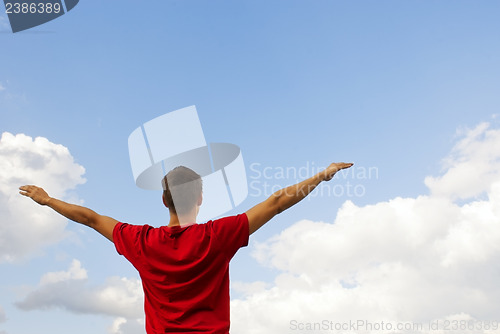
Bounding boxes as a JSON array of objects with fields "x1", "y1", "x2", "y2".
[
  {"x1": 39, "y1": 259, "x2": 88, "y2": 285},
  {"x1": 0, "y1": 132, "x2": 86, "y2": 262},
  {"x1": 231, "y1": 281, "x2": 271, "y2": 298},
  {"x1": 231, "y1": 122, "x2": 500, "y2": 334},
  {"x1": 16, "y1": 259, "x2": 143, "y2": 319},
  {"x1": 109, "y1": 317, "x2": 145, "y2": 334},
  {"x1": 425, "y1": 122, "x2": 500, "y2": 200},
  {"x1": 0, "y1": 83, "x2": 5, "y2": 91}
]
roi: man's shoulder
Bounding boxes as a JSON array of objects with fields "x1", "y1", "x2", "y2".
[
  {"x1": 113, "y1": 222, "x2": 157, "y2": 239},
  {"x1": 208, "y1": 213, "x2": 249, "y2": 238},
  {"x1": 209, "y1": 213, "x2": 248, "y2": 224},
  {"x1": 115, "y1": 221, "x2": 153, "y2": 229},
  {"x1": 208, "y1": 213, "x2": 249, "y2": 256}
]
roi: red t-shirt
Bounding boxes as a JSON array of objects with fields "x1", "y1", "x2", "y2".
[{"x1": 113, "y1": 214, "x2": 249, "y2": 334}]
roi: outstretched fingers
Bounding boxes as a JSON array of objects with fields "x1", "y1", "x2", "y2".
[
  {"x1": 19, "y1": 185, "x2": 33, "y2": 196},
  {"x1": 339, "y1": 162, "x2": 354, "y2": 170},
  {"x1": 324, "y1": 162, "x2": 354, "y2": 181},
  {"x1": 18, "y1": 185, "x2": 50, "y2": 205}
]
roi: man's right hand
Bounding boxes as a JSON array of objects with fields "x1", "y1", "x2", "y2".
[
  {"x1": 323, "y1": 162, "x2": 354, "y2": 181},
  {"x1": 246, "y1": 161, "x2": 354, "y2": 235}
]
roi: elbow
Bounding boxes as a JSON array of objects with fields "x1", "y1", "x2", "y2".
[
  {"x1": 275, "y1": 201, "x2": 285, "y2": 215},
  {"x1": 270, "y1": 192, "x2": 285, "y2": 215}
]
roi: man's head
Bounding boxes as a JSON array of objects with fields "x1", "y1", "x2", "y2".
[{"x1": 162, "y1": 166, "x2": 203, "y2": 216}]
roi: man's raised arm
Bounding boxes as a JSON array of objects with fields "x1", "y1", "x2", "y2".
[
  {"x1": 19, "y1": 185, "x2": 118, "y2": 242},
  {"x1": 245, "y1": 162, "x2": 353, "y2": 235}
]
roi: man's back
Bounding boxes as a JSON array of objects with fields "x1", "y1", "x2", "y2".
[{"x1": 113, "y1": 214, "x2": 249, "y2": 334}]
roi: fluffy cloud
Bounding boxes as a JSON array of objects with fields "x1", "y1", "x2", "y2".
[
  {"x1": 425, "y1": 122, "x2": 500, "y2": 200},
  {"x1": 16, "y1": 259, "x2": 143, "y2": 319},
  {"x1": 0, "y1": 132, "x2": 86, "y2": 262},
  {"x1": 109, "y1": 317, "x2": 145, "y2": 334},
  {"x1": 231, "y1": 122, "x2": 500, "y2": 334}
]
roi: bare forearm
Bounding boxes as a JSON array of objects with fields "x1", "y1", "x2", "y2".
[
  {"x1": 273, "y1": 173, "x2": 324, "y2": 214},
  {"x1": 246, "y1": 162, "x2": 352, "y2": 235},
  {"x1": 20, "y1": 185, "x2": 118, "y2": 242},
  {"x1": 46, "y1": 197, "x2": 97, "y2": 227}
]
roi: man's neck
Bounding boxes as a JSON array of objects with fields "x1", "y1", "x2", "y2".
[{"x1": 168, "y1": 211, "x2": 197, "y2": 227}]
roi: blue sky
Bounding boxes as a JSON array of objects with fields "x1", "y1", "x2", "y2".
[{"x1": 1, "y1": 1, "x2": 500, "y2": 333}]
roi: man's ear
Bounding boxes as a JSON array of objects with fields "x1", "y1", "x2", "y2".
[
  {"x1": 197, "y1": 193, "x2": 203, "y2": 206},
  {"x1": 162, "y1": 193, "x2": 169, "y2": 208}
]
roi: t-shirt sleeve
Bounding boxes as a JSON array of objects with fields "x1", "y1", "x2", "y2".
[
  {"x1": 211, "y1": 213, "x2": 249, "y2": 259},
  {"x1": 113, "y1": 222, "x2": 144, "y2": 264}
]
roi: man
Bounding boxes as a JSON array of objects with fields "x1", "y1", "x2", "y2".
[{"x1": 20, "y1": 161, "x2": 353, "y2": 333}]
